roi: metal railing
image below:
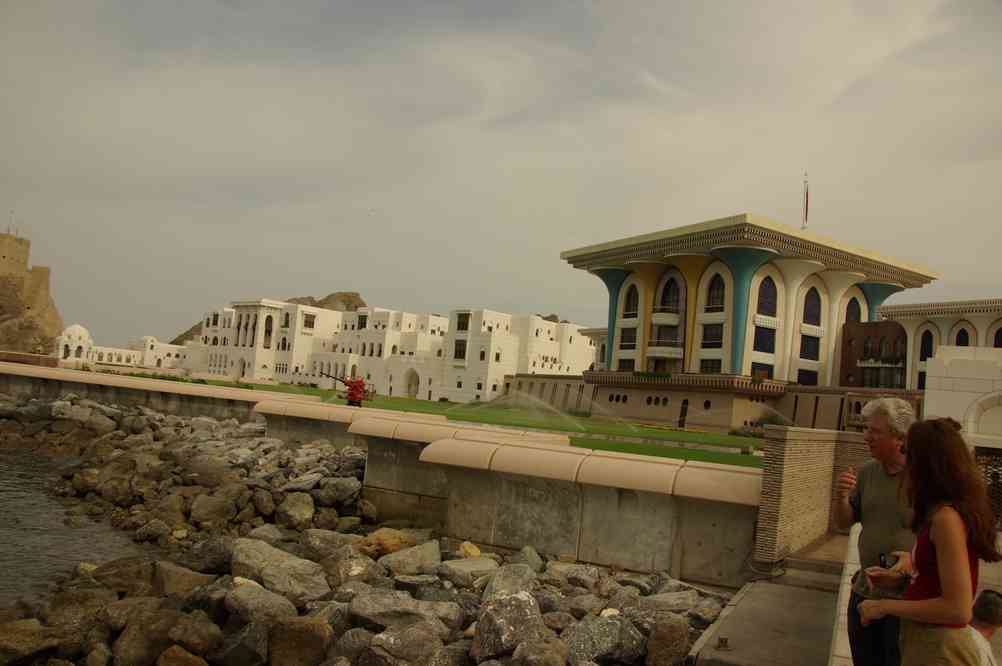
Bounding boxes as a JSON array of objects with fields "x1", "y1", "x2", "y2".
[{"x1": 649, "y1": 338, "x2": 682, "y2": 347}]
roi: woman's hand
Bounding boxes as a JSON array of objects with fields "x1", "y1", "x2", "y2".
[
  {"x1": 864, "y1": 566, "x2": 905, "y2": 591},
  {"x1": 858, "y1": 600, "x2": 887, "y2": 626},
  {"x1": 888, "y1": 550, "x2": 913, "y2": 577}
]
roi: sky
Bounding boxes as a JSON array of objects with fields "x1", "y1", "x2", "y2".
[{"x1": 2, "y1": 0, "x2": 1000, "y2": 346}]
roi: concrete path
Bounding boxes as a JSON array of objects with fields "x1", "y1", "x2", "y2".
[{"x1": 693, "y1": 581, "x2": 837, "y2": 665}]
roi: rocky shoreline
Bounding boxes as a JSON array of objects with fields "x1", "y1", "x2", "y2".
[{"x1": 0, "y1": 393, "x2": 727, "y2": 665}]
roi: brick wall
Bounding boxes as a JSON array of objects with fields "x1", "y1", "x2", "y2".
[{"x1": 0, "y1": 351, "x2": 58, "y2": 367}]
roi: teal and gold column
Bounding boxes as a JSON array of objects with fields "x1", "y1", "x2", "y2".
[
  {"x1": 591, "y1": 268, "x2": 631, "y2": 368},
  {"x1": 711, "y1": 246, "x2": 778, "y2": 375},
  {"x1": 666, "y1": 254, "x2": 714, "y2": 372},
  {"x1": 859, "y1": 282, "x2": 904, "y2": 321}
]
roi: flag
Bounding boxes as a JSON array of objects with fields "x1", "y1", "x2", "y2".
[{"x1": 801, "y1": 173, "x2": 809, "y2": 229}]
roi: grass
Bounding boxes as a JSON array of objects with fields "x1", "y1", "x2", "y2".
[
  {"x1": 200, "y1": 380, "x2": 763, "y2": 452},
  {"x1": 570, "y1": 437, "x2": 764, "y2": 468}
]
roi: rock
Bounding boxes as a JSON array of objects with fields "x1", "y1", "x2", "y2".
[
  {"x1": 358, "y1": 499, "x2": 379, "y2": 523},
  {"x1": 472, "y1": 591, "x2": 551, "y2": 661},
  {"x1": 349, "y1": 589, "x2": 464, "y2": 631},
  {"x1": 189, "y1": 494, "x2": 236, "y2": 527},
  {"x1": 689, "y1": 597, "x2": 723, "y2": 628},
  {"x1": 112, "y1": 609, "x2": 183, "y2": 666},
  {"x1": 92, "y1": 557, "x2": 156, "y2": 597},
  {"x1": 224, "y1": 582, "x2": 298, "y2": 626},
  {"x1": 543, "y1": 612, "x2": 577, "y2": 633},
  {"x1": 248, "y1": 524, "x2": 288, "y2": 545},
  {"x1": 509, "y1": 546, "x2": 545, "y2": 574},
  {"x1": 97, "y1": 458, "x2": 136, "y2": 506},
  {"x1": 378, "y1": 540, "x2": 441, "y2": 576},
  {"x1": 512, "y1": 636, "x2": 569, "y2": 666},
  {"x1": 167, "y1": 610, "x2": 223, "y2": 656},
  {"x1": 304, "y1": 601, "x2": 350, "y2": 635},
  {"x1": 638, "y1": 589, "x2": 700, "y2": 614},
  {"x1": 208, "y1": 622, "x2": 269, "y2": 666},
  {"x1": 439, "y1": 558, "x2": 499, "y2": 588},
  {"x1": 321, "y1": 546, "x2": 387, "y2": 588},
  {"x1": 43, "y1": 585, "x2": 118, "y2": 632},
  {"x1": 645, "y1": 614, "x2": 690, "y2": 666},
  {"x1": 86, "y1": 644, "x2": 113, "y2": 666},
  {"x1": 187, "y1": 536, "x2": 234, "y2": 574},
  {"x1": 428, "y1": 641, "x2": 473, "y2": 666},
  {"x1": 252, "y1": 489, "x2": 275, "y2": 517},
  {"x1": 337, "y1": 516, "x2": 362, "y2": 532},
  {"x1": 155, "y1": 561, "x2": 217, "y2": 598},
  {"x1": 312, "y1": 477, "x2": 361, "y2": 507},
  {"x1": 157, "y1": 645, "x2": 209, "y2": 666},
  {"x1": 546, "y1": 563, "x2": 600, "y2": 591},
  {"x1": 102, "y1": 597, "x2": 163, "y2": 632},
  {"x1": 276, "y1": 492, "x2": 316, "y2": 531},
  {"x1": 135, "y1": 519, "x2": 171, "y2": 543},
  {"x1": 483, "y1": 564, "x2": 536, "y2": 603},
  {"x1": 71, "y1": 468, "x2": 101, "y2": 494},
  {"x1": 567, "y1": 594, "x2": 605, "y2": 620},
  {"x1": 282, "y1": 472, "x2": 324, "y2": 492},
  {"x1": 329, "y1": 627, "x2": 374, "y2": 661},
  {"x1": 614, "y1": 574, "x2": 657, "y2": 596},
  {"x1": 0, "y1": 619, "x2": 61, "y2": 664},
  {"x1": 231, "y1": 538, "x2": 331, "y2": 606},
  {"x1": 156, "y1": 494, "x2": 188, "y2": 527},
  {"x1": 52, "y1": 401, "x2": 93, "y2": 424},
  {"x1": 300, "y1": 529, "x2": 362, "y2": 560},
  {"x1": 87, "y1": 412, "x2": 118, "y2": 434},
  {"x1": 268, "y1": 617, "x2": 333, "y2": 666},
  {"x1": 362, "y1": 620, "x2": 446, "y2": 664},
  {"x1": 313, "y1": 508, "x2": 341, "y2": 531},
  {"x1": 459, "y1": 541, "x2": 481, "y2": 559},
  {"x1": 562, "y1": 615, "x2": 644, "y2": 664},
  {"x1": 354, "y1": 528, "x2": 416, "y2": 559}
]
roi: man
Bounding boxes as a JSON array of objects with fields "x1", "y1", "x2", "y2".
[
  {"x1": 834, "y1": 397, "x2": 916, "y2": 666},
  {"x1": 970, "y1": 589, "x2": 1002, "y2": 666}
]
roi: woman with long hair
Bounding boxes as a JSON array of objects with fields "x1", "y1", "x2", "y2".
[{"x1": 860, "y1": 418, "x2": 1001, "y2": 664}]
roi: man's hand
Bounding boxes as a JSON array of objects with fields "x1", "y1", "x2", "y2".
[
  {"x1": 836, "y1": 465, "x2": 857, "y2": 501},
  {"x1": 858, "y1": 600, "x2": 887, "y2": 626}
]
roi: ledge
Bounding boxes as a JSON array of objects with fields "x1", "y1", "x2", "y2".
[{"x1": 584, "y1": 370, "x2": 787, "y2": 396}]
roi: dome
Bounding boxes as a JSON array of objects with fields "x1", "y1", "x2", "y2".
[{"x1": 62, "y1": 324, "x2": 92, "y2": 342}]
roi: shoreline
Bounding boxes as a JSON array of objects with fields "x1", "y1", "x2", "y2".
[{"x1": 0, "y1": 392, "x2": 727, "y2": 665}]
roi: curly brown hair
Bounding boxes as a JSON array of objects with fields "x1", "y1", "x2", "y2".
[{"x1": 903, "y1": 418, "x2": 1001, "y2": 562}]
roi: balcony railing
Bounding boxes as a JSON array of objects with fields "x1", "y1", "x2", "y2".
[
  {"x1": 701, "y1": 338, "x2": 723, "y2": 349},
  {"x1": 649, "y1": 337, "x2": 682, "y2": 347},
  {"x1": 619, "y1": 342, "x2": 637, "y2": 350},
  {"x1": 583, "y1": 370, "x2": 788, "y2": 396},
  {"x1": 622, "y1": 310, "x2": 639, "y2": 319},
  {"x1": 652, "y1": 305, "x2": 680, "y2": 314}
]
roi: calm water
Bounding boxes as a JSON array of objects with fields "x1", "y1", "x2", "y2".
[{"x1": 0, "y1": 447, "x2": 149, "y2": 607}]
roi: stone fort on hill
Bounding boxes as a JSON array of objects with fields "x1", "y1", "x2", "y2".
[{"x1": 0, "y1": 232, "x2": 64, "y2": 353}]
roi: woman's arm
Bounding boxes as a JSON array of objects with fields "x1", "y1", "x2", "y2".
[{"x1": 859, "y1": 508, "x2": 974, "y2": 626}]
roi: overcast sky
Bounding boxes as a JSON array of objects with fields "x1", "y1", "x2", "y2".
[{"x1": 3, "y1": 1, "x2": 1000, "y2": 346}]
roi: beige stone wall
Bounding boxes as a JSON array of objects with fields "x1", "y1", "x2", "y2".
[
  {"x1": 0, "y1": 234, "x2": 63, "y2": 353},
  {"x1": 0, "y1": 235, "x2": 30, "y2": 276}
]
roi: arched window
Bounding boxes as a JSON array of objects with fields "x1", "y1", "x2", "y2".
[
  {"x1": 845, "y1": 298, "x2": 861, "y2": 323},
  {"x1": 98, "y1": 352, "x2": 104, "y2": 362},
  {"x1": 757, "y1": 277, "x2": 777, "y2": 317},
  {"x1": 378, "y1": 344, "x2": 383, "y2": 356},
  {"x1": 920, "y1": 330, "x2": 934, "y2": 361},
  {"x1": 623, "y1": 285, "x2": 639, "y2": 318},
  {"x1": 706, "y1": 275, "x2": 725, "y2": 313},
  {"x1": 212, "y1": 337, "x2": 218, "y2": 346},
  {"x1": 283, "y1": 313, "x2": 290, "y2": 328},
  {"x1": 659, "y1": 279, "x2": 680, "y2": 313},
  {"x1": 956, "y1": 328, "x2": 970, "y2": 346},
  {"x1": 995, "y1": 328, "x2": 1002, "y2": 348},
  {"x1": 803, "y1": 287, "x2": 821, "y2": 326},
  {"x1": 263, "y1": 316, "x2": 273, "y2": 349},
  {"x1": 879, "y1": 337, "x2": 889, "y2": 357},
  {"x1": 863, "y1": 337, "x2": 872, "y2": 358},
  {"x1": 391, "y1": 345, "x2": 398, "y2": 355}
]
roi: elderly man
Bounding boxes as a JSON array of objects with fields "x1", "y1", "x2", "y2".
[{"x1": 834, "y1": 397, "x2": 916, "y2": 666}]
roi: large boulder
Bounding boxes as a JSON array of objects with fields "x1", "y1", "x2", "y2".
[
  {"x1": 562, "y1": 615, "x2": 644, "y2": 664},
  {"x1": 321, "y1": 546, "x2": 387, "y2": 589},
  {"x1": 0, "y1": 619, "x2": 61, "y2": 664},
  {"x1": 472, "y1": 591, "x2": 551, "y2": 661},
  {"x1": 168, "y1": 610, "x2": 223, "y2": 656},
  {"x1": 189, "y1": 494, "x2": 236, "y2": 527},
  {"x1": 112, "y1": 609, "x2": 184, "y2": 666},
  {"x1": 439, "y1": 558, "x2": 499, "y2": 588},
  {"x1": 276, "y1": 492, "x2": 316, "y2": 531},
  {"x1": 329, "y1": 628, "x2": 375, "y2": 662},
  {"x1": 360, "y1": 620, "x2": 446, "y2": 665},
  {"x1": 156, "y1": 645, "x2": 209, "y2": 666},
  {"x1": 511, "y1": 636, "x2": 569, "y2": 666},
  {"x1": 508, "y1": 546, "x2": 545, "y2": 574},
  {"x1": 92, "y1": 557, "x2": 156, "y2": 597},
  {"x1": 155, "y1": 561, "x2": 217, "y2": 598},
  {"x1": 224, "y1": 581, "x2": 298, "y2": 626},
  {"x1": 349, "y1": 589, "x2": 463, "y2": 632},
  {"x1": 378, "y1": 540, "x2": 441, "y2": 576},
  {"x1": 645, "y1": 614, "x2": 690, "y2": 666},
  {"x1": 187, "y1": 536, "x2": 234, "y2": 574},
  {"x1": 230, "y1": 538, "x2": 331, "y2": 606},
  {"x1": 354, "y1": 528, "x2": 416, "y2": 559},
  {"x1": 312, "y1": 477, "x2": 361, "y2": 507},
  {"x1": 638, "y1": 590, "x2": 700, "y2": 614},
  {"x1": 102, "y1": 597, "x2": 163, "y2": 632},
  {"x1": 43, "y1": 585, "x2": 118, "y2": 633},
  {"x1": 207, "y1": 622, "x2": 269, "y2": 666},
  {"x1": 252, "y1": 489, "x2": 275, "y2": 517},
  {"x1": 483, "y1": 564, "x2": 537, "y2": 603},
  {"x1": 300, "y1": 529, "x2": 362, "y2": 560},
  {"x1": 268, "y1": 617, "x2": 333, "y2": 666}
]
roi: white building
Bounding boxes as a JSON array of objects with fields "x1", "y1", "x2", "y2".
[
  {"x1": 923, "y1": 346, "x2": 1002, "y2": 449},
  {"x1": 185, "y1": 301, "x2": 597, "y2": 403},
  {"x1": 54, "y1": 325, "x2": 187, "y2": 371}
]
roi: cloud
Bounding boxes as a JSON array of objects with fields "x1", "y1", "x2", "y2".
[{"x1": 1, "y1": 0, "x2": 999, "y2": 345}]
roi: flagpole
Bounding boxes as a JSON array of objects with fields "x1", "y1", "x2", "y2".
[{"x1": 801, "y1": 172, "x2": 809, "y2": 230}]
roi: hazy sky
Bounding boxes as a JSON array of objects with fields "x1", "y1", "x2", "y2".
[{"x1": 3, "y1": 1, "x2": 1000, "y2": 346}]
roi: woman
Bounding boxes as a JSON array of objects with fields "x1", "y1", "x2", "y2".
[{"x1": 860, "y1": 418, "x2": 1001, "y2": 664}]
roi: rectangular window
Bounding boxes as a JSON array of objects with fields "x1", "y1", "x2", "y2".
[
  {"x1": 702, "y1": 324, "x2": 723, "y2": 349},
  {"x1": 453, "y1": 339, "x2": 467, "y2": 360},
  {"x1": 753, "y1": 326, "x2": 776, "y2": 354},
  {"x1": 495, "y1": 352, "x2": 501, "y2": 362},
  {"x1": 797, "y1": 369, "x2": 819, "y2": 386},
  {"x1": 357, "y1": 315, "x2": 367, "y2": 330},
  {"x1": 617, "y1": 358, "x2": 635, "y2": 371},
  {"x1": 476, "y1": 382, "x2": 483, "y2": 390},
  {"x1": 800, "y1": 335, "x2": 820, "y2": 361},
  {"x1": 650, "y1": 325, "x2": 679, "y2": 347},
  {"x1": 480, "y1": 350, "x2": 486, "y2": 361},
  {"x1": 303, "y1": 314, "x2": 316, "y2": 330},
  {"x1": 456, "y1": 313, "x2": 470, "y2": 331},
  {"x1": 751, "y1": 362, "x2": 774, "y2": 379},
  {"x1": 619, "y1": 328, "x2": 637, "y2": 350},
  {"x1": 456, "y1": 380, "x2": 463, "y2": 389},
  {"x1": 917, "y1": 371, "x2": 927, "y2": 390},
  {"x1": 212, "y1": 313, "x2": 219, "y2": 326},
  {"x1": 700, "y1": 359, "x2": 722, "y2": 374}
]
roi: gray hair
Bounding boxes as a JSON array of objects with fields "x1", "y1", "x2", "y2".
[
  {"x1": 974, "y1": 590, "x2": 1002, "y2": 626},
  {"x1": 861, "y1": 398, "x2": 916, "y2": 439}
]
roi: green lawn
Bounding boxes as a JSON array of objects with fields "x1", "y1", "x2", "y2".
[
  {"x1": 202, "y1": 380, "x2": 762, "y2": 451},
  {"x1": 570, "y1": 437, "x2": 764, "y2": 468}
]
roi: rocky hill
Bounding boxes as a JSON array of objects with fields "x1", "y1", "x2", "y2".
[{"x1": 170, "y1": 292, "x2": 366, "y2": 345}]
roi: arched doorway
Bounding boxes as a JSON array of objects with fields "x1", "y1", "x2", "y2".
[
  {"x1": 62, "y1": 345, "x2": 70, "y2": 359},
  {"x1": 350, "y1": 364, "x2": 358, "y2": 379},
  {"x1": 678, "y1": 399, "x2": 689, "y2": 428},
  {"x1": 238, "y1": 358, "x2": 247, "y2": 378},
  {"x1": 405, "y1": 369, "x2": 420, "y2": 399},
  {"x1": 156, "y1": 358, "x2": 162, "y2": 368},
  {"x1": 75, "y1": 346, "x2": 83, "y2": 359}
]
